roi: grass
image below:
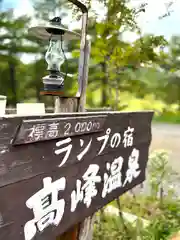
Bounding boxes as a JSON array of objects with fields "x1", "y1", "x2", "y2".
[
  {"x1": 153, "y1": 111, "x2": 180, "y2": 124},
  {"x1": 93, "y1": 196, "x2": 180, "y2": 240},
  {"x1": 93, "y1": 149, "x2": 180, "y2": 240},
  {"x1": 86, "y1": 90, "x2": 180, "y2": 124}
]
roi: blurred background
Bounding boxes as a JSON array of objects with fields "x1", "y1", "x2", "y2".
[
  {"x1": 1, "y1": 1, "x2": 180, "y2": 237},
  {"x1": 1, "y1": 0, "x2": 179, "y2": 172},
  {"x1": 0, "y1": 0, "x2": 180, "y2": 120}
]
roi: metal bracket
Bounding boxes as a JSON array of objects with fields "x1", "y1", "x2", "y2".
[{"x1": 68, "y1": 0, "x2": 89, "y2": 98}]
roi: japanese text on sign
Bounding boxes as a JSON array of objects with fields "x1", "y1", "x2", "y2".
[
  {"x1": 24, "y1": 147, "x2": 140, "y2": 240},
  {"x1": 14, "y1": 116, "x2": 107, "y2": 145},
  {"x1": 54, "y1": 126, "x2": 134, "y2": 167}
]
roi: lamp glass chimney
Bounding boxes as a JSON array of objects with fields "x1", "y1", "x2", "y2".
[{"x1": 45, "y1": 37, "x2": 65, "y2": 73}]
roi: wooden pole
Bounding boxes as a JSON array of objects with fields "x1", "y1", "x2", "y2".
[
  {"x1": 54, "y1": 1, "x2": 95, "y2": 238},
  {"x1": 54, "y1": 97, "x2": 79, "y2": 240},
  {"x1": 55, "y1": 40, "x2": 94, "y2": 240}
]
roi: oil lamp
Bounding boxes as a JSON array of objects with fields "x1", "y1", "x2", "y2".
[{"x1": 28, "y1": 17, "x2": 80, "y2": 95}]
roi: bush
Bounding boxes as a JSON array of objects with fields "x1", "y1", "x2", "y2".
[
  {"x1": 154, "y1": 111, "x2": 180, "y2": 124},
  {"x1": 93, "y1": 149, "x2": 180, "y2": 240}
]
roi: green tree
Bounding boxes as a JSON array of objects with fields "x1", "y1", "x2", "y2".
[
  {"x1": 159, "y1": 35, "x2": 180, "y2": 110},
  {"x1": 32, "y1": 0, "x2": 67, "y2": 20},
  {"x1": 0, "y1": 9, "x2": 38, "y2": 105},
  {"x1": 76, "y1": 0, "x2": 167, "y2": 108},
  {"x1": 31, "y1": 0, "x2": 171, "y2": 109}
]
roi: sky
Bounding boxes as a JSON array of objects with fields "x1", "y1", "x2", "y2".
[{"x1": 2, "y1": 0, "x2": 180, "y2": 63}]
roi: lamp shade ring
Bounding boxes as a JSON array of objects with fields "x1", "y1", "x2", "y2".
[{"x1": 28, "y1": 17, "x2": 80, "y2": 41}]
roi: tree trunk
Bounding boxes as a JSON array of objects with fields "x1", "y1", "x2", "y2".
[
  {"x1": 36, "y1": 86, "x2": 41, "y2": 103},
  {"x1": 115, "y1": 86, "x2": 119, "y2": 110},
  {"x1": 101, "y1": 62, "x2": 108, "y2": 107},
  {"x1": 178, "y1": 87, "x2": 180, "y2": 111},
  {"x1": 8, "y1": 61, "x2": 16, "y2": 106}
]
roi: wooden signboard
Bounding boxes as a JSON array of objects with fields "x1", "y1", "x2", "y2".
[{"x1": 0, "y1": 111, "x2": 153, "y2": 240}]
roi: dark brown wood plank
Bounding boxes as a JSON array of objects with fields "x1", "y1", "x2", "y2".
[
  {"x1": 0, "y1": 111, "x2": 154, "y2": 240},
  {"x1": 0, "y1": 145, "x2": 149, "y2": 240},
  {"x1": 13, "y1": 115, "x2": 107, "y2": 145}
]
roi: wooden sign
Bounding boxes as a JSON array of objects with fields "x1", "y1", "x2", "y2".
[
  {"x1": 13, "y1": 115, "x2": 107, "y2": 145},
  {"x1": 0, "y1": 111, "x2": 153, "y2": 240}
]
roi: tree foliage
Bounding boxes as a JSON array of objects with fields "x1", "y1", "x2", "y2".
[{"x1": 0, "y1": 0, "x2": 179, "y2": 111}]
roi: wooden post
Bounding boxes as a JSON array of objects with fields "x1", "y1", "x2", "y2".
[
  {"x1": 54, "y1": 97, "x2": 79, "y2": 240},
  {"x1": 55, "y1": 39, "x2": 94, "y2": 240},
  {"x1": 54, "y1": 1, "x2": 95, "y2": 238}
]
